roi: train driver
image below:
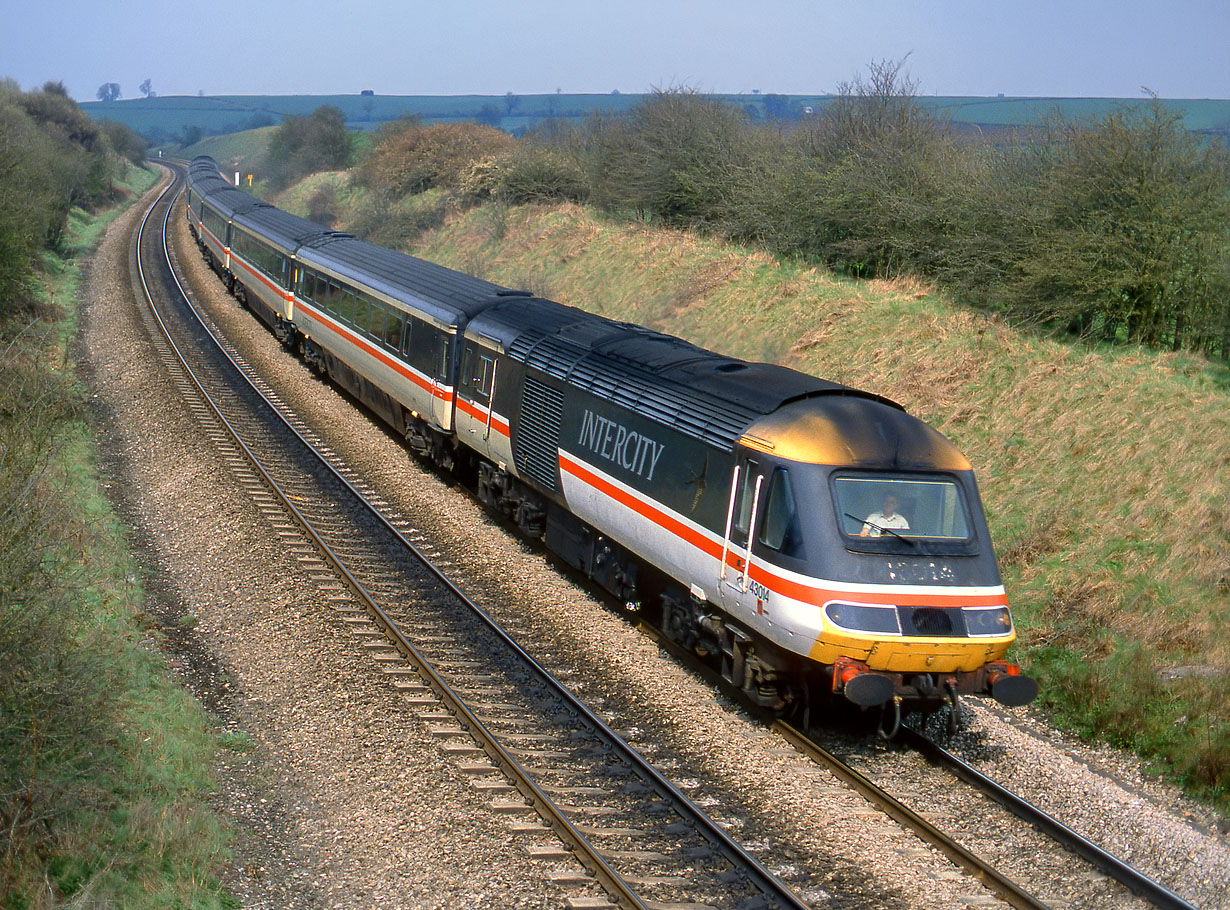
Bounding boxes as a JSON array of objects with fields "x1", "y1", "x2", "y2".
[{"x1": 860, "y1": 494, "x2": 910, "y2": 537}]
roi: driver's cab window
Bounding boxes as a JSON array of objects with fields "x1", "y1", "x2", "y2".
[{"x1": 833, "y1": 475, "x2": 971, "y2": 542}]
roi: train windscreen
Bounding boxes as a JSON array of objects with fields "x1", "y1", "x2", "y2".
[{"x1": 833, "y1": 474, "x2": 971, "y2": 542}]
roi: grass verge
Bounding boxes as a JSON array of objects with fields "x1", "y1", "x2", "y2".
[{"x1": 1, "y1": 164, "x2": 235, "y2": 907}]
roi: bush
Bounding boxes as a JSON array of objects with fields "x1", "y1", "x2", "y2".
[
  {"x1": 98, "y1": 120, "x2": 149, "y2": 167},
  {"x1": 0, "y1": 333, "x2": 119, "y2": 883},
  {"x1": 359, "y1": 121, "x2": 515, "y2": 197},
  {"x1": 987, "y1": 101, "x2": 1230, "y2": 351},
  {"x1": 581, "y1": 90, "x2": 752, "y2": 225},
  {"x1": 460, "y1": 145, "x2": 588, "y2": 205},
  {"x1": 0, "y1": 83, "x2": 128, "y2": 315}
]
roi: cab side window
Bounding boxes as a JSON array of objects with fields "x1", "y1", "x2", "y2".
[
  {"x1": 731, "y1": 460, "x2": 759, "y2": 546},
  {"x1": 759, "y1": 468, "x2": 804, "y2": 559}
]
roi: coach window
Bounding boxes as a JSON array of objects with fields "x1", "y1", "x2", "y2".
[
  {"x1": 400, "y1": 317, "x2": 415, "y2": 358},
  {"x1": 404, "y1": 319, "x2": 432, "y2": 373},
  {"x1": 352, "y1": 293, "x2": 369, "y2": 330},
  {"x1": 438, "y1": 336, "x2": 453, "y2": 380},
  {"x1": 365, "y1": 301, "x2": 379, "y2": 341},
  {"x1": 461, "y1": 345, "x2": 495, "y2": 401},
  {"x1": 385, "y1": 312, "x2": 405, "y2": 353},
  {"x1": 333, "y1": 287, "x2": 352, "y2": 323}
]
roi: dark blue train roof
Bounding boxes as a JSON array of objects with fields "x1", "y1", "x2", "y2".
[
  {"x1": 184, "y1": 156, "x2": 898, "y2": 451},
  {"x1": 468, "y1": 296, "x2": 896, "y2": 451},
  {"x1": 197, "y1": 184, "x2": 268, "y2": 220}
]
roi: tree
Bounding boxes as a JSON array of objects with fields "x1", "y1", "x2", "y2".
[
  {"x1": 358, "y1": 120, "x2": 514, "y2": 196},
  {"x1": 266, "y1": 105, "x2": 354, "y2": 187},
  {"x1": 583, "y1": 89, "x2": 752, "y2": 225},
  {"x1": 95, "y1": 82, "x2": 120, "y2": 102},
  {"x1": 503, "y1": 92, "x2": 520, "y2": 116},
  {"x1": 475, "y1": 103, "x2": 503, "y2": 128},
  {"x1": 790, "y1": 57, "x2": 960, "y2": 276},
  {"x1": 761, "y1": 93, "x2": 795, "y2": 121},
  {"x1": 99, "y1": 119, "x2": 147, "y2": 166},
  {"x1": 138, "y1": 78, "x2": 155, "y2": 98}
]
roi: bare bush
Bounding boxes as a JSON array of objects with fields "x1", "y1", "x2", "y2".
[
  {"x1": 359, "y1": 121, "x2": 515, "y2": 197},
  {"x1": 581, "y1": 89, "x2": 751, "y2": 225}
]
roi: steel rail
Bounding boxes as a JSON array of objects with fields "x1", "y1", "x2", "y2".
[
  {"x1": 153, "y1": 161, "x2": 1203, "y2": 910},
  {"x1": 774, "y1": 720, "x2": 1049, "y2": 910},
  {"x1": 139, "y1": 166, "x2": 810, "y2": 910},
  {"x1": 897, "y1": 727, "x2": 1198, "y2": 910},
  {"x1": 628, "y1": 619, "x2": 1046, "y2": 908}
]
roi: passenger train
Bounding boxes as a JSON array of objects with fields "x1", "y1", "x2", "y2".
[{"x1": 184, "y1": 155, "x2": 1037, "y2": 719}]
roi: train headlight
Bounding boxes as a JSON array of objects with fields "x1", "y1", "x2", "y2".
[
  {"x1": 962, "y1": 606, "x2": 1013, "y2": 637},
  {"x1": 824, "y1": 602, "x2": 902, "y2": 635}
]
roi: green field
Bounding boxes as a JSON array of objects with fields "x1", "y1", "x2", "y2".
[{"x1": 85, "y1": 91, "x2": 1230, "y2": 144}]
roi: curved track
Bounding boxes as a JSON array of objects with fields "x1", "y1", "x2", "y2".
[{"x1": 138, "y1": 169, "x2": 812, "y2": 910}]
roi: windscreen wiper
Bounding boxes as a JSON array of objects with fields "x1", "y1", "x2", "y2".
[{"x1": 844, "y1": 513, "x2": 915, "y2": 546}]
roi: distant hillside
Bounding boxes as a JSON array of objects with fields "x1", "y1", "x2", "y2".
[{"x1": 85, "y1": 92, "x2": 1230, "y2": 145}]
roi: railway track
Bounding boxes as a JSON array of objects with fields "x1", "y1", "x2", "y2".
[
  {"x1": 134, "y1": 166, "x2": 1204, "y2": 910},
  {"x1": 641, "y1": 624, "x2": 1198, "y2": 910},
  {"x1": 139, "y1": 168, "x2": 814, "y2": 909}
]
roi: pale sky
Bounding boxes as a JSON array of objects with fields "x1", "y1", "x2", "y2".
[{"x1": 2, "y1": 0, "x2": 1227, "y2": 101}]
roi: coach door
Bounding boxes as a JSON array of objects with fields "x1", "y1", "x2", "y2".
[
  {"x1": 457, "y1": 341, "x2": 500, "y2": 460},
  {"x1": 431, "y1": 334, "x2": 454, "y2": 431}
]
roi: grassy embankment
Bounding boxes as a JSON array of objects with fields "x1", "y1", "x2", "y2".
[
  {"x1": 1, "y1": 164, "x2": 236, "y2": 907},
  {"x1": 273, "y1": 170, "x2": 1230, "y2": 812}
]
